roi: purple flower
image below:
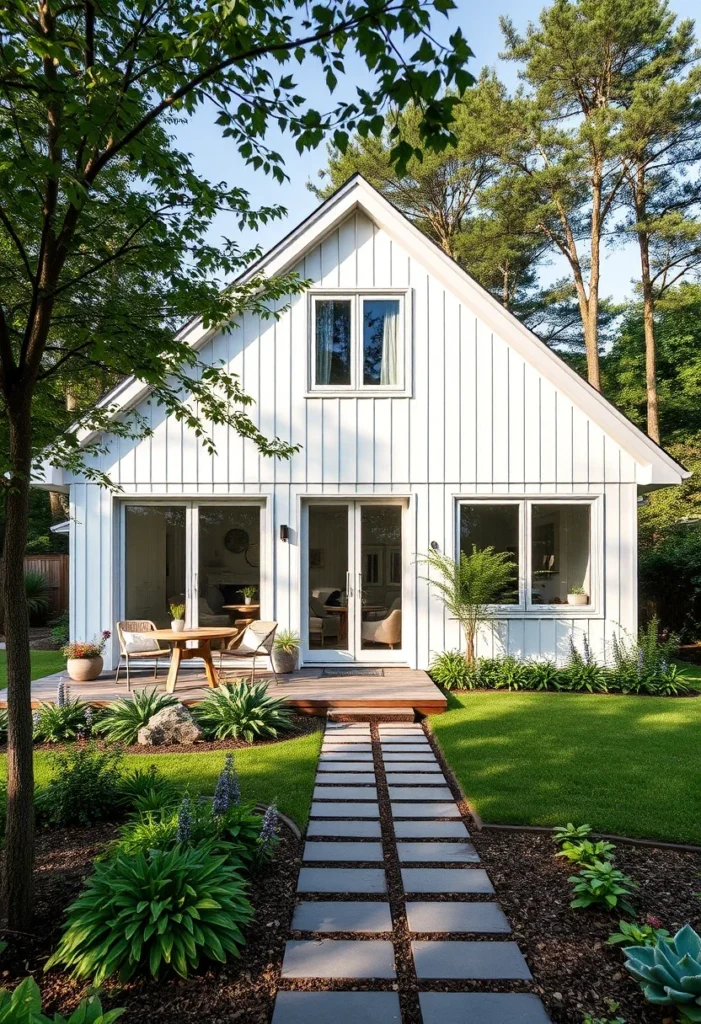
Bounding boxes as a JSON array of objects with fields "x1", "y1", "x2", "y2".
[
  {"x1": 176, "y1": 796, "x2": 192, "y2": 844},
  {"x1": 259, "y1": 803, "x2": 278, "y2": 848},
  {"x1": 212, "y1": 771, "x2": 229, "y2": 816},
  {"x1": 582, "y1": 634, "x2": 592, "y2": 666},
  {"x1": 225, "y1": 753, "x2": 240, "y2": 806},
  {"x1": 637, "y1": 648, "x2": 644, "y2": 677},
  {"x1": 56, "y1": 679, "x2": 66, "y2": 708}
]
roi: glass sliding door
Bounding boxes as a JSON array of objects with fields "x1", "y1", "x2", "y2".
[
  {"x1": 303, "y1": 500, "x2": 405, "y2": 663},
  {"x1": 124, "y1": 505, "x2": 186, "y2": 627},
  {"x1": 195, "y1": 505, "x2": 261, "y2": 628}
]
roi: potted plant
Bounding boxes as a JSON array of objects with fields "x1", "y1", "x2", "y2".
[
  {"x1": 61, "y1": 631, "x2": 111, "y2": 682},
  {"x1": 170, "y1": 602, "x2": 186, "y2": 632},
  {"x1": 567, "y1": 586, "x2": 589, "y2": 606},
  {"x1": 272, "y1": 629, "x2": 300, "y2": 674},
  {"x1": 241, "y1": 585, "x2": 258, "y2": 606}
]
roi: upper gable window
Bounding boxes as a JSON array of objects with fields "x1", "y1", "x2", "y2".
[{"x1": 310, "y1": 291, "x2": 409, "y2": 393}]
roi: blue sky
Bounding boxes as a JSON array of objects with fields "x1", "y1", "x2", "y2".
[{"x1": 173, "y1": 0, "x2": 698, "y2": 303}]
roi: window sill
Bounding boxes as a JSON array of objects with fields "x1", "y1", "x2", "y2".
[
  {"x1": 305, "y1": 389, "x2": 412, "y2": 399},
  {"x1": 482, "y1": 608, "x2": 602, "y2": 619}
]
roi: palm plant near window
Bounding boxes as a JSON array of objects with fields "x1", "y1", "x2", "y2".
[{"x1": 421, "y1": 545, "x2": 516, "y2": 664}]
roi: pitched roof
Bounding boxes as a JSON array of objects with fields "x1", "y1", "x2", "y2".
[{"x1": 78, "y1": 173, "x2": 688, "y2": 487}]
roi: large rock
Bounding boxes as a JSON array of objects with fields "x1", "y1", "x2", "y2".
[{"x1": 137, "y1": 703, "x2": 203, "y2": 746}]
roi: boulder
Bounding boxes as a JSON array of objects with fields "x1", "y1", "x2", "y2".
[{"x1": 137, "y1": 703, "x2": 203, "y2": 746}]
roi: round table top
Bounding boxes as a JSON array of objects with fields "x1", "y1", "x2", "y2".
[
  {"x1": 148, "y1": 627, "x2": 239, "y2": 641},
  {"x1": 222, "y1": 603, "x2": 260, "y2": 611}
]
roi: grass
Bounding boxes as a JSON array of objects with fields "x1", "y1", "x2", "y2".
[
  {"x1": 0, "y1": 649, "x2": 64, "y2": 688},
  {"x1": 429, "y1": 688, "x2": 701, "y2": 845}
]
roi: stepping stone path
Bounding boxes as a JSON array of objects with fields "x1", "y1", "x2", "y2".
[{"x1": 273, "y1": 720, "x2": 551, "y2": 1023}]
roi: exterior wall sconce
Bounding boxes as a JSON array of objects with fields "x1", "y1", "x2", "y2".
[
  {"x1": 430, "y1": 540, "x2": 440, "y2": 550},
  {"x1": 280, "y1": 524, "x2": 289, "y2": 542}
]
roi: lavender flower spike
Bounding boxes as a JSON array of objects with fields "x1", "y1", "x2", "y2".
[
  {"x1": 259, "y1": 803, "x2": 278, "y2": 847},
  {"x1": 225, "y1": 752, "x2": 240, "y2": 807},
  {"x1": 212, "y1": 767, "x2": 230, "y2": 816},
  {"x1": 176, "y1": 796, "x2": 192, "y2": 844},
  {"x1": 56, "y1": 678, "x2": 66, "y2": 708}
]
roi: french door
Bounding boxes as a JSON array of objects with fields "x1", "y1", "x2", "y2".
[
  {"x1": 122, "y1": 501, "x2": 263, "y2": 629},
  {"x1": 302, "y1": 500, "x2": 406, "y2": 664}
]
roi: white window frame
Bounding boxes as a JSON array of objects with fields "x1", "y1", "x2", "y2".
[
  {"x1": 308, "y1": 289, "x2": 411, "y2": 395},
  {"x1": 456, "y1": 496, "x2": 601, "y2": 617}
]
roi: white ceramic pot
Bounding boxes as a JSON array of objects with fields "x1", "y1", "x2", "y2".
[
  {"x1": 171, "y1": 619, "x2": 186, "y2": 632},
  {"x1": 66, "y1": 656, "x2": 103, "y2": 682},
  {"x1": 567, "y1": 593, "x2": 588, "y2": 606},
  {"x1": 244, "y1": 596, "x2": 253, "y2": 605}
]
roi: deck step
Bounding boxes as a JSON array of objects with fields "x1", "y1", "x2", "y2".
[{"x1": 328, "y1": 706, "x2": 416, "y2": 722}]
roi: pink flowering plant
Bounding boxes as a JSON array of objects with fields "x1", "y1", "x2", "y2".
[{"x1": 61, "y1": 631, "x2": 111, "y2": 660}]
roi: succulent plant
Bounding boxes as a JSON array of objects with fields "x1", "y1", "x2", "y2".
[{"x1": 623, "y1": 924, "x2": 701, "y2": 1020}]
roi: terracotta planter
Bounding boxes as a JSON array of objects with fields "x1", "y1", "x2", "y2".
[
  {"x1": 567, "y1": 593, "x2": 589, "y2": 606},
  {"x1": 171, "y1": 619, "x2": 186, "y2": 632},
  {"x1": 272, "y1": 648, "x2": 298, "y2": 674},
  {"x1": 66, "y1": 656, "x2": 103, "y2": 682}
]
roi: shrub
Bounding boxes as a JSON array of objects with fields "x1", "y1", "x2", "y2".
[
  {"x1": 429, "y1": 649, "x2": 472, "y2": 690},
  {"x1": 47, "y1": 844, "x2": 253, "y2": 981},
  {"x1": 193, "y1": 681, "x2": 294, "y2": 742},
  {"x1": 553, "y1": 823, "x2": 593, "y2": 846},
  {"x1": 95, "y1": 688, "x2": 178, "y2": 744},
  {"x1": 623, "y1": 924, "x2": 701, "y2": 1019},
  {"x1": 49, "y1": 610, "x2": 70, "y2": 647},
  {"x1": 556, "y1": 839, "x2": 616, "y2": 866},
  {"x1": 608, "y1": 917, "x2": 671, "y2": 948},
  {"x1": 639, "y1": 527, "x2": 701, "y2": 640},
  {"x1": 36, "y1": 744, "x2": 123, "y2": 826},
  {"x1": 569, "y1": 859, "x2": 636, "y2": 914},
  {"x1": 24, "y1": 570, "x2": 50, "y2": 620},
  {"x1": 523, "y1": 659, "x2": 560, "y2": 690},
  {"x1": 0, "y1": 976, "x2": 124, "y2": 1024},
  {"x1": 115, "y1": 765, "x2": 178, "y2": 814}
]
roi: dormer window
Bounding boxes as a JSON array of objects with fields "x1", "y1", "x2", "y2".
[{"x1": 309, "y1": 290, "x2": 410, "y2": 394}]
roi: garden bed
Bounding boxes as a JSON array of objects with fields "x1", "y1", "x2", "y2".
[
  {"x1": 472, "y1": 828, "x2": 701, "y2": 1023},
  {"x1": 1, "y1": 819, "x2": 302, "y2": 1023}
]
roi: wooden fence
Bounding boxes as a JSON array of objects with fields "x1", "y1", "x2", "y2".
[{"x1": 0, "y1": 553, "x2": 69, "y2": 625}]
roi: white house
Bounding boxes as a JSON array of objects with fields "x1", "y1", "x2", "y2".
[{"x1": 38, "y1": 175, "x2": 688, "y2": 672}]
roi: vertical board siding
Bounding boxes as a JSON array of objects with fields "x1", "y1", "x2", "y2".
[{"x1": 77, "y1": 212, "x2": 640, "y2": 668}]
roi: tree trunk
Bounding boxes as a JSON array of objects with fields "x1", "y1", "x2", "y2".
[
  {"x1": 1, "y1": 401, "x2": 35, "y2": 929},
  {"x1": 464, "y1": 626, "x2": 475, "y2": 665},
  {"x1": 582, "y1": 305, "x2": 601, "y2": 392},
  {"x1": 49, "y1": 491, "x2": 66, "y2": 521},
  {"x1": 637, "y1": 229, "x2": 660, "y2": 443}
]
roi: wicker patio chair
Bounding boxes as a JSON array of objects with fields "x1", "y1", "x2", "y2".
[
  {"x1": 218, "y1": 620, "x2": 279, "y2": 684},
  {"x1": 116, "y1": 620, "x2": 171, "y2": 691}
]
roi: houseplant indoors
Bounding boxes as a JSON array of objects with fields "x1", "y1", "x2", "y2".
[
  {"x1": 567, "y1": 586, "x2": 589, "y2": 606},
  {"x1": 241, "y1": 586, "x2": 258, "y2": 607},
  {"x1": 61, "y1": 631, "x2": 111, "y2": 682},
  {"x1": 170, "y1": 602, "x2": 186, "y2": 632},
  {"x1": 271, "y1": 629, "x2": 300, "y2": 674}
]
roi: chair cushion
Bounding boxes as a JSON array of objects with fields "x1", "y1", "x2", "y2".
[
  {"x1": 206, "y1": 584, "x2": 225, "y2": 614},
  {"x1": 309, "y1": 596, "x2": 327, "y2": 618},
  {"x1": 122, "y1": 631, "x2": 160, "y2": 654}
]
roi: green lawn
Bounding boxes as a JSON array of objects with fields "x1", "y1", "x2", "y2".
[
  {"x1": 0, "y1": 649, "x2": 64, "y2": 688},
  {"x1": 429, "y1": 688, "x2": 701, "y2": 845}
]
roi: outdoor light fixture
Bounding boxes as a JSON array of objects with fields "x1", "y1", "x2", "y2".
[
  {"x1": 430, "y1": 540, "x2": 439, "y2": 550},
  {"x1": 280, "y1": 525, "x2": 289, "y2": 542}
]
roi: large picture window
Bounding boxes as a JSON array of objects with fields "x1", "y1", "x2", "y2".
[
  {"x1": 311, "y1": 292, "x2": 407, "y2": 392},
  {"x1": 458, "y1": 499, "x2": 596, "y2": 610}
]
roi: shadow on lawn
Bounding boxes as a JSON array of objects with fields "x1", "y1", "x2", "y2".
[{"x1": 429, "y1": 690, "x2": 701, "y2": 844}]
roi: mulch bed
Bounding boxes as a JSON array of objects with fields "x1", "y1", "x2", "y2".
[
  {"x1": 471, "y1": 829, "x2": 701, "y2": 1023},
  {"x1": 1, "y1": 821, "x2": 303, "y2": 1023}
]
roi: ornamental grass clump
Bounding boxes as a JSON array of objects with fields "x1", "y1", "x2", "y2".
[
  {"x1": 193, "y1": 681, "x2": 294, "y2": 742},
  {"x1": 95, "y1": 688, "x2": 178, "y2": 744},
  {"x1": 623, "y1": 924, "x2": 701, "y2": 1020},
  {"x1": 46, "y1": 844, "x2": 253, "y2": 982},
  {"x1": 116, "y1": 764, "x2": 178, "y2": 814}
]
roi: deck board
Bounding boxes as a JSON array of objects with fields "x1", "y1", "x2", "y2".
[{"x1": 0, "y1": 664, "x2": 446, "y2": 715}]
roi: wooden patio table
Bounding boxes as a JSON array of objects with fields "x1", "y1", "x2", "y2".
[
  {"x1": 147, "y1": 627, "x2": 240, "y2": 694},
  {"x1": 222, "y1": 603, "x2": 260, "y2": 624}
]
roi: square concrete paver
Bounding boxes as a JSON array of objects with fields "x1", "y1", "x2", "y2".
[
  {"x1": 322, "y1": 744, "x2": 373, "y2": 753},
  {"x1": 310, "y1": 802, "x2": 379, "y2": 818},
  {"x1": 281, "y1": 939, "x2": 395, "y2": 979},
  {"x1": 291, "y1": 901, "x2": 392, "y2": 933},
  {"x1": 406, "y1": 902, "x2": 511, "y2": 933},
  {"x1": 297, "y1": 867, "x2": 386, "y2": 893},
  {"x1": 391, "y1": 802, "x2": 461, "y2": 818},
  {"x1": 313, "y1": 786, "x2": 378, "y2": 801},
  {"x1": 321, "y1": 736, "x2": 372, "y2": 744},
  {"x1": 389, "y1": 786, "x2": 453, "y2": 801},
  {"x1": 272, "y1": 991, "x2": 401, "y2": 1023},
  {"x1": 412, "y1": 940, "x2": 532, "y2": 979},
  {"x1": 383, "y1": 762, "x2": 443, "y2": 773},
  {"x1": 319, "y1": 753, "x2": 373, "y2": 762},
  {"x1": 418, "y1": 993, "x2": 551, "y2": 1024},
  {"x1": 303, "y1": 841, "x2": 383, "y2": 862},
  {"x1": 402, "y1": 868, "x2": 494, "y2": 894},
  {"x1": 393, "y1": 820, "x2": 470, "y2": 839},
  {"x1": 307, "y1": 820, "x2": 382, "y2": 838},
  {"x1": 317, "y1": 763, "x2": 376, "y2": 774},
  {"x1": 382, "y1": 753, "x2": 437, "y2": 762},
  {"x1": 381, "y1": 744, "x2": 431, "y2": 753},
  {"x1": 386, "y1": 773, "x2": 447, "y2": 785},
  {"x1": 397, "y1": 842, "x2": 479, "y2": 863},
  {"x1": 316, "y1": 773, "x2": 377, "y2": 784}
]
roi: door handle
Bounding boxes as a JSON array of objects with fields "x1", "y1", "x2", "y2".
[
  {"x1": 358, "y1": 572, "x2": 363, "y2": 604},
  {"x1": 346, "y1": 570, "x2": 353, "y2": 599}
]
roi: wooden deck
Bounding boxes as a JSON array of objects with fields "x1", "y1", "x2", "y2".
[{"x1": 2, "y1": 663, "x2": 447, "y2": 716}]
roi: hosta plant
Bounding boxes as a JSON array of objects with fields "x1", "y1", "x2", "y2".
[
  {"x1": 623, "y1": 924, "x2": 701, "y2": 1020},
  {"x1": 556, "y1": 839, "x2": 616, "y2": 866},
  {"x1": 608, "y1": 917, "x2": 672, "y2": 948},
  {"x1": 0, "y1": 976, "x2": 124, "y2": 1024},
  {"x1": 95, "y1": 688, "x2": 178, "y2": 744},
  {"x1": 193, "y1": 681, "x2": 294, "y2": 742},
  {"x1": 46, "y1": 844, "x2": 253, "y2": 981},
  {"x1": 428, "y1": 650, "x2": 472, "y2": 690},
  {"x1": 569, "y1": 859, "x2": 636, "y2": 914},
  {"x1": 553, "y1": 823, "x2": 593, "y2": 846}
]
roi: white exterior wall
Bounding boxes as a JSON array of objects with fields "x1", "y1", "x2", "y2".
[{"x1": 68, "y1": 210, "x2": 640, "y2": 669}]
